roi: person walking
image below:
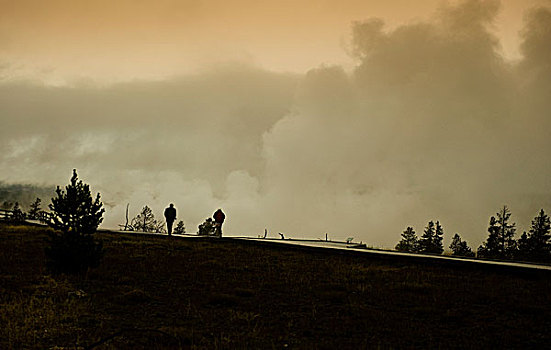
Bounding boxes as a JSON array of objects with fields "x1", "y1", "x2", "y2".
[
  {"x1": 213, "y1": 208, "x2": 225, "y2": 237},
  {"x1": 164, "y1": 203, "x2": 177, "y2": 235}
]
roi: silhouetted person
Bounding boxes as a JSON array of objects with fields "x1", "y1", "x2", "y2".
[
  {"x1": 164, "y1": 204, "x2": 177, "y2": 235},
  {"x1": 213, "y1": 208, "x2": 225, "y2": 237}
]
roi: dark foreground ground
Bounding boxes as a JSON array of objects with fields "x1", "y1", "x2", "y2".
[{"x1": 1, "y1": 223, "x2": 550, "y2": 349}]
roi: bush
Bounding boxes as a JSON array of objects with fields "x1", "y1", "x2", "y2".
[
  {"x1": 198, "y1": 218, "x2": 215, "y2": 236},
  {"x1": 174, "y1": 220, "x2": 186, "y2": 234}
]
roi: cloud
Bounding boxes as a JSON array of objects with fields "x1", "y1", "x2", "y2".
[
  {"x1": 258, "y1": 0, "x2": 551, "y2": 246},
  {"x1": 0, "y1": 64, "x2": 298, "y2": 231}
]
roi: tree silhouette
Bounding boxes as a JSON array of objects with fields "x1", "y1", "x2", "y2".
[
  {"x1": 418, "y1": 221, "x2": 444, "y2": 254},
  {"x1": 28, "y1": 197, "x2": 42, "y2": 220},
  {"x1": 154, "y1": 220, "x2": 166, "y2": 233},
  {"x1": 174, "y1": 220, "x2": 186, "y2": 234},
  {"x1": 449, "y1": 233, "x2": 474, "y2": 257},
  {"x1": 395, "y1": 226, "x2": 419, "y2": 252},
  {"x1": 48, "y1": 170, "x2": 104, "y2": 234},
  {"x1": 478, "y1": 206, "x2": 517, "y2": 260},
  {"x1": 517, "y1": 231, "x2": 530, "y2": 260},
  {"x1": 517, "y1": 209, "x2": 550, "y2": 262},
  {"x1": 11, "y1": 202, "x2": 26, "y2": 223},
  {"x1": 131, "y1": 206, "x2": 159, "y2": 232},
  {"x1": 198, "y1": 218, "x2": 215, "y2": 236},
  {"x1": 46, "y1": 169, "x2": 104, "y2": 273}
]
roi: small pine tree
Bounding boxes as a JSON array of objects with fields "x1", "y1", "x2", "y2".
[
  {"x1": 418, "y1": 221, "x2": 444, "y2": 254},
  {"x1": 11, "y1": 202, "x2": 26, "y2": 223},
  {"x1": 395, "y1": 226, "x2": 419, "y2": 252},
  {"x1": 46, "y1": 169, "x2": 104, "y2": 274},
  {"x1": 478, "y1": 206, "x2": 517, "y2": 260},
  {"x1": 131, "y1": 206, "x2": 157, "y2": 232},
  {"x1": 28, "y1": 197, "x2": 42, "y2": 220},
  {"x1": 198, "y1": 218, "x2": 215, "y2": 236},
  {"x1": 517, "y1": 209, "x2": 551, "y2": 262},
  {"x1": 449, "y1": 233, "x2": 474, "y2": 257},
  {"x1": 48, "y1": 169, "x2": 104, "y2": 234},
  {"x1": 174, "y1": 220, "x2": 186, "y2": 235}
]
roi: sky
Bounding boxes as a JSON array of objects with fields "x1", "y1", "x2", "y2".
[{"x1": 1, "y1": 0, "x2": 550, "y2": 249}]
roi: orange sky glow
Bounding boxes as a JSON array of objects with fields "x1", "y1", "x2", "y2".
[{"x1": 1, "y1": 0, "x2": 549, "y2": 82}]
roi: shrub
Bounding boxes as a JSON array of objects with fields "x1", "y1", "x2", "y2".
[
  {"x1": 174, "y1": 220, "x2": 186, "y2": 234},
  {"x1": 198, "y1": 218, "x2": 215, "y2": 236}
]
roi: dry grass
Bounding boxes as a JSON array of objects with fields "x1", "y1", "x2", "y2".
[{"x1": 1, "y1": 223, "x2": 550, "y2": 349}]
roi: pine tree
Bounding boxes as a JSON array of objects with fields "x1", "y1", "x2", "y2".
[
  {"x1": 174, "y1": 220, "x2": 186, "y2": 235},
  {"x1": 48, "y1": 169, "x2": 104, "y2": 234},
  {"x1": 517, "y1": 209, "x2": 551, "y2": 262},
  {"x1": 28, "y1": 197, "x2": 42, "y2": 220},
  {"x1": 418, "y1": 221, "x2": 435, "y2": 253},
  {"x1": 46, "y1": 169, "x2": 104, "y2": 273},
  {"x1": 478, "y1": 206, "x2": 516, "y2": 260},
  {"x1": 449, "y1": 233, "x2": 474, "y2": 257},
  {"x1": 478, "y1": 216, "x2": 498, "y2": 257},
  {"x1": 395, "y1": 226, "x2": 419, "y2": 252},
  {"x1": 517, "y1": 231, "x2": 530, "y2": 261},
  {"x1": 11, "y1": 202, "x2": 26, "y2": 223},
  {"x1": 418, "y1": 221, "x2": 443, "y2": 254},
  {"x1": 131, "y1": 206, "x2": 158, "y2": 232}
]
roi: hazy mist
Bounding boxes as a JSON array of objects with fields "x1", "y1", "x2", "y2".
[{"x1": 1, "y1": 0, "x2": 550, "y2": 248}]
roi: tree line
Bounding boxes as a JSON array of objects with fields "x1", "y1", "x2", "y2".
[
  {"x1": 395, "y1": 205, "x2": 551, "y2": 263},
  {"x1": 1, "y1": 197, "x2": 45, "y2": 223}
]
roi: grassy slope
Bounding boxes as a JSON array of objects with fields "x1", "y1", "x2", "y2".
[{"x1": 1, "y1": 223, "x2": 550, "y2": 349}]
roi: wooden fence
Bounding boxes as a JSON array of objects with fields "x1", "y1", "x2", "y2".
[
  {"x1": 37, "y1": 211, "x2": 52, "y2": 223},
  {"x1": 0, "y1": 209, "x2": 51, "y2": 222},
  {"x1": 0, "y1": 209, "x2": 14, "y2": 220}
]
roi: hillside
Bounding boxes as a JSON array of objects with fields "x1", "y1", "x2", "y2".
[{"x1": 1, "y1": 223, "x2": 550, "y2": 349}]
